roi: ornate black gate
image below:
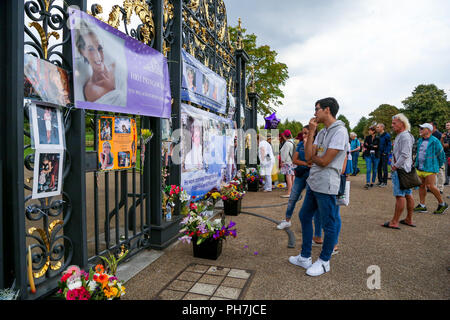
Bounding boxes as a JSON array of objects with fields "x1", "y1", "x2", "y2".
[{"x1": 0, "y1": 0, "x2": 255, "y2": 300}]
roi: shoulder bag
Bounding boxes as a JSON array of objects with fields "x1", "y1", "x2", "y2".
[{"x1": 396, "y1": 133, "x2": 422, "y2": 190}]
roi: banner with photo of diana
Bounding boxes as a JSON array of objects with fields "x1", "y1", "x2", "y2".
[
  {"x1": 180, "y1": 103, "x2": 236, "y2": 198},
  {"x1": 181, "y1": 50, "x2": 227, "y2": 114},
  {"x1": 69, "y1": 9, "x2": 171, "y2": 118}
]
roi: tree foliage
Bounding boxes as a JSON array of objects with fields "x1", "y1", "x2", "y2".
[
  {"x1": 229, "y1": 25, "x2": 289, "y2": 116},
  {"x1": 352, "y1": 116, "x2": 369, "y2": 139},
  {"x1": 401, "y1": 84, "x2": 450, "y2": 136},
  {"x1": 337, "y1": 114, "x2": 351, "y2": 133},
  {"x1": 367, "y1": 104, "x2": 400, "y2": 134}
]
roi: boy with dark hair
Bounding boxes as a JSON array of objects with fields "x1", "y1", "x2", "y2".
[{"x1": 288, "y1": 97, "x2": 348, "y2": 277}]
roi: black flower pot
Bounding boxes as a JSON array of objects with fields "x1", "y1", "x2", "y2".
[
  {"x1": 192, "y1": 237, "x2": 223, "y2": 260},
  {"x1": 223, "y1": 198, "x2": 241, "y2": 216},
  {"x1": 247, "y1": 180, "x2": 259, "y2": 192}
]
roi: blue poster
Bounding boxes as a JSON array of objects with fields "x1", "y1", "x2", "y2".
[
  {"x1": 181, "y1": 50, "x2": 227, "y2": 114},
  {"x1": 180, "y1": 103, "x2": 236, "y2": 198}
]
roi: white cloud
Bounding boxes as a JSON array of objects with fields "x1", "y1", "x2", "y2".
[{"x1": 225, "y1": 0, "x2": 450, "y2": 128}]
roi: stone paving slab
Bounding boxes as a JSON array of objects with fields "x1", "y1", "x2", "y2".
[{"x1": 153, "y1": 263, "x2": 255, "y2": 300}]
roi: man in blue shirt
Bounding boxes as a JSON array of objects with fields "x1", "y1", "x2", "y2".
[{"x1": 376, "y1": 123, "x2": 391, "y2": 187}]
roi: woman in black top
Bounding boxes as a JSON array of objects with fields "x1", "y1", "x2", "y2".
[{"x1": 363, "y1": 126, "x2": 380, "y2": 189}]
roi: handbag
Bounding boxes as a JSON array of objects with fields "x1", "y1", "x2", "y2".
[
  {"x1": 337, "y1": 181, "x2": 350, "y2": 206},
  {"x1": 396, "y1": 167, "x2": 422, "y2": 190},
  {"x1": 394, "y1": 132, "x2": 422, "y2": 190},
  {"x1": 337, "y1": 174, "x2": 347, "y2": 196}
]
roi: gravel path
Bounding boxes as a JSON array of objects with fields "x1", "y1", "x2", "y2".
[{"x1": 123, "y1": 174, "x2": 450, "y2": 300}]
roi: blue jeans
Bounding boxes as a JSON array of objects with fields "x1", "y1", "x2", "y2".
[
  {"x1": 285, "y1": 173, "x2": 321, "y2": 237},
  {"x1": 365, "y1": 155, "x2": 380, "y2": 183},
  {"x1": 351, "y1": 152, "x2": 359, "y2": 174},
  {"x1": 299, "y1": 185, "x2": 340, "y2": 262}
]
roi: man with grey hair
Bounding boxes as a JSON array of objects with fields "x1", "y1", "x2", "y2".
[
  {"x1": 376, "y1": 123, "x2": 391, "y2": 187},
  {"x1": 413, "y1": 123, "x2": 447, "y2": 214},
  {"x1": 382, "y1": 114, "x2": 415, "y2": 229}
]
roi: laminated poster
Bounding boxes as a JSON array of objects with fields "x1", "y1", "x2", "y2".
[{"x1": 98, "y1": 116, "x2": 137, "y2": 171}]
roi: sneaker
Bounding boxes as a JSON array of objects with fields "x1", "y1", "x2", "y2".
[
  {"x1": 364, "y1": 184, "x2": 370, "y2": 189},
  {"x1": 288, "y1": 254, "x2": 312, "y2": 269},
  {"x1": 312, "y1": 240, "x2": 323, "y2": 246},
  {"x1": 332, "y1": 247, "x2": 339, "y2": 255},
  {"x1": 277, "y1": 220, "x2": 292, "y2": 229},
  {"x1": 376, "y1": 182, "x2": 383, "y2": 187},
  {"x1": 370, "y1": 184, "x2": 374, "y2": 188},
  {"x1": 414, "y1": 204, "x2": 428, "y2": 213},
  {"x1": 378, "y1": 183, "x2": 387, "y2": 187},
  {"x1": 433, "y1": 203, "x2": 448, "y2": 215},
  {"x1": 306, "y1": 258, "x2": 330, "y2": 277}
]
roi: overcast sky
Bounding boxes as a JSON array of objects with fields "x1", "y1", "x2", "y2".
[{"x1": 223, "y1": 0, "x2": 450, "y2": 128}]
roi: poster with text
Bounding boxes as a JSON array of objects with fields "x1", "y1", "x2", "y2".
[
  {"x1": 180, "y1": 103, "x2": 236, "y2": 198},
  {"x1": 181, "y1": 50, "x2": 227, "y2": 114},
  {"x1": 98, "y1": 116, "x2": 137, "y2": 171},
  {"x1": 69, "y1": 9, "x2": 171, "y2": 118}
]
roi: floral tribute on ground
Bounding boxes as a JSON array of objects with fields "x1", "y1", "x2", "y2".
[{"x1": 56, "y1": 264, "x2": 126, "y2": 300}]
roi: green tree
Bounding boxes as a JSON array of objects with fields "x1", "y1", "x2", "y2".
[
  {"x1": 401, "y1": 84, "x2": 450, "y2": 136},
  {"x1": 367, "y1": 104, "x2": 400, "y2": 134},
  {"x1": 352, "y1": 116, "x2": 369, "y2": 139},
  {"x1": 337, "y1": 114, "x2": 351, "y2": 133},
  {"x1": 229, "y1": 25, "x2": 289, "y2": 116},
  {"x1": 277, "y1": 118, "x2": 303, "y2": 138}
]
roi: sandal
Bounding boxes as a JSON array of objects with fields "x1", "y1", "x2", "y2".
[
  {"x1": 381, "y1": 221, "x2": 400, "y2": 229},
  {"x1": 400, "y1": 219, "x2": 416, "y2": 227}
]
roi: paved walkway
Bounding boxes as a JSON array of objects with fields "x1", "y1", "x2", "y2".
[{"x1": 121, "y1": 174, "x2": 450, "y2": 300}]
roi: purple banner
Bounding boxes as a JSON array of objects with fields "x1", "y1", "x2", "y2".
[{"x1": 69, "y1": 9, "x2": 171, "y2": 118}]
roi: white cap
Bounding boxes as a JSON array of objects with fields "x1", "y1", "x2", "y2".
[{"x1": 419, "y1": 123, "x2": 433, "y2": 131}]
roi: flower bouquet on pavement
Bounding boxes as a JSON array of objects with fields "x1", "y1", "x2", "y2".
[
  {"x1": 220, "y1": 182, "x2": 245, "y2": 216},
  {"x1": 56, "y1": 264, "x2": 126, "y2": 300}
]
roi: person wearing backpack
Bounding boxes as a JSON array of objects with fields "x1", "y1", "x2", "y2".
[{"x1": 280, "y1": 130, "x2": 296, "y2": 198}]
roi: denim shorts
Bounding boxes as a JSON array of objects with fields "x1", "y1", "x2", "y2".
[{"x1": 391, "y1": 170, "x2": 412, "y2": 197}]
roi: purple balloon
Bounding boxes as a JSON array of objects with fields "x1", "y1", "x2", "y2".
[{"x1": 264, "y1": 112, "x2": 280, "y2": 129}]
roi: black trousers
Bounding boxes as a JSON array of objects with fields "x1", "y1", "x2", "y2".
[{"x1": 377, "y1": 154, "x2": 389, "y2": 184}]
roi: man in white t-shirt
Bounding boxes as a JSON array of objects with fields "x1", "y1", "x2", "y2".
[{"x1": 288, "y1": 97, "x2": 348, "y2": 277}]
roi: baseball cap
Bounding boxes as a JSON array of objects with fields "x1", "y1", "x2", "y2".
[
  {"x1": 282, "y1": 129, "x2": 291, "y2": 137},
  {"x1": 419, "y1": 123, "x2": 433, "y2": 131}
]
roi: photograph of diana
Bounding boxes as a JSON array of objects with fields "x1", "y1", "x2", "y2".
[
  {"x1": 32, "y1": 150, "x2": 64, "y2": 199},
  {"x1": 100, "y1": 117, "x2": 113, "y2": 141},
  {"x1": 183, "y1": 116, "x2": 204, "y2": 172},
  {"x1": 118, "y1": 151, "x2": 131, "y2": 168},
  {"x1": 99, "y1": 141, "x2": 114, "y2": 170},
  {"x1": 114, "y1": 117, "x2": 131, "y2": 134},
  {"x1": 30, "y1": 103, "x2": 64, "y2": 149},
  {"x1": 73, "y1": 19, "x2": 127, "y2": 107},
  {"x1": 185, "y1": 66, "x2": 197, "y2": 92}
]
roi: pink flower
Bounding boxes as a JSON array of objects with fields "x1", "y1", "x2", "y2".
[{"x1": 66, "y1": 289, "x2": 77, "y2": 300}]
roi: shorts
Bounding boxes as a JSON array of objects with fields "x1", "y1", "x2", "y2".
[
  {"x1": 281, "y1": 163, "x2": 296, "y2": 175},
  {"x1": 416, "y1": 169, "x2": 435, "y2": 179},
  {"x1": 392, "y1": 170, "x2": 412, "y2": 197}
]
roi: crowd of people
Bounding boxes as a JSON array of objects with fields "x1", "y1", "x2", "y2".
[{"x1": 256, "y1": 97, "x2": 449, "y2": 277}]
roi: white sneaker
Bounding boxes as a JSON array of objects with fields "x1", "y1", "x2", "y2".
[
  {"x1": 288, "y1": 254, "x2": 312, "y2": 269},
  {"x1": 277, "y1": 220, "x2": 292, "y2": 229},
  {"x1": 306, "y1": 258, "x2": 330, "y2": 277}
]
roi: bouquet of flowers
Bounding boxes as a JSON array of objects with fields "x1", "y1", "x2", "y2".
[
  {"x1": 246, "y1": 167, "x2": 261, "y2": 184},
  {"x1": 56, "y1": 265, "x2": 126, "y2": 300},
  {"x1": 179, "y1": 211, "x2": 237, "y2": 245},
  {"x1": 141, "y1": 128, "x2": 153, "y2": 145},
  {"x1": 203, "y1": 187, "x2": 221, "y2": 211},
  {"x1": 220, "y1": 182, "x2": 245, "y2": 201}
]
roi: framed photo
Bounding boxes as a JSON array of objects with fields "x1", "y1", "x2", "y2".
[
  {"x1": 29, "y1": 102, "x2": 65, "y2": 150},
  {"x1": 32, "y1": 149, "x2": 64, "y2": 199}
]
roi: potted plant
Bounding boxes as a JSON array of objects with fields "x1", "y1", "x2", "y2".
[
  {"x1": 246, "y1": 167, "x2": 261, "y2": 192},
  {"x1": 55, "y1": 264, "x2": 126, "y2": 300},
  {"x1": 220, "y1": 181, "x2": 245, "y2": 216},
  {"x1": 179, "y1": 210, "x2": 237, "y2": 260}
]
